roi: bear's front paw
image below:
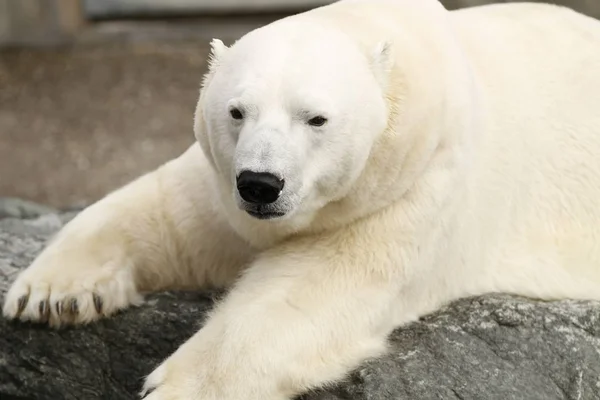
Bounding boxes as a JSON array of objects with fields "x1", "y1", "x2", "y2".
[
  {"x1": 2, "y1": 249, "x2": 142, "y2": 327},
  {"x1": 141, "y1": 356, "x2": 230, "y2": 400},
  {"x1": 140, "y1": 339, "x2": 284, "y2": 400},
  {"x1": 141, "y1": 355, "x2": 210, "y2": 400}
]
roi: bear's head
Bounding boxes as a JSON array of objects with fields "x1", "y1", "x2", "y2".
[
  {"x1": 195, "y1": 20, "x2": 395, "y2": 234},
  {"x1": 194, "y1": 3, "x2": 477, "y2": 245}
]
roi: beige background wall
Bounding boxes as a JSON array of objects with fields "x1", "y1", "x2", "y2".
[{"x1": 1, "y1": 1, "x2": 600, "y2": 47}]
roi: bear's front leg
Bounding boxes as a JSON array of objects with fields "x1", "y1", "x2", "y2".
[
  {"x1": 141, "y1": 224, "x2": 405, "y2": 400},
  {"x1": 2, "y1": 145, "x2": 253, "y2": 327}
]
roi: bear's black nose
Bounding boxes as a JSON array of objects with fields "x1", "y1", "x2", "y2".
[{"x1": 236, "y1": 171, "x2": 284, "y2": 205}]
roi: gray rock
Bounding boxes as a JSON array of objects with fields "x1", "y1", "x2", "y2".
[
  {"x1": 1, "y1": 209, "x2": 599, "y2": 400},
  {"x1": 0, "y1": 197, "x2": 58, "y2": 220}
]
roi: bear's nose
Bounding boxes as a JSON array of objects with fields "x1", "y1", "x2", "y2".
[{"x1": 236, "y1": 171, "x2": 284, "y2": 205}]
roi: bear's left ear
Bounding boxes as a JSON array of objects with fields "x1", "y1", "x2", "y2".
[{"x1": 370, "y1": 40, "x2": 394, "y2": 90}]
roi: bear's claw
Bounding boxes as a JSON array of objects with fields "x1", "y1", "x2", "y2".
[
  {"x1": 16, "y1": 294, "x2": 28, "y2": 317},
  {"x1": 69, "y1": 298, "x2": 79, "y2": 315},
  {"x1": 38, "y1": 300, "x2": 49, "y2": 321},
  {"x1": 93, "y1": 294, "x2": 103, "y2": 314},
  {"x1": 55, "y1": 300, "x2": 63, "y2": 316}
]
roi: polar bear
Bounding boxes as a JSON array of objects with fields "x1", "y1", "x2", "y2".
[{"x1": 4, "y1": 0, "x2": 600, "y2": 398}]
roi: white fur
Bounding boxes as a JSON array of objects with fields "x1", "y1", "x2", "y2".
[{"x1": 4, "y1": 1, "x2": 600, "y2": 399}]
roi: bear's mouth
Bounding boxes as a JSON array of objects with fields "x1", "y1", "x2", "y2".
[{"x1": 245, "y1": 210, "x2": 286, "y2": 220}]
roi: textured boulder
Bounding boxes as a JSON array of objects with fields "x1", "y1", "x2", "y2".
[
  {"x1": 1, "y1": 199, "x2": 600, "y2": 400},
  {"x1": 0, "y1": 197, "x2": 58, "y2": 220}
]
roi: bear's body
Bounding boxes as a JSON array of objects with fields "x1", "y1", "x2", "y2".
[{"x1": 4, "y1": 1, "x2": 600, "y2": 399}]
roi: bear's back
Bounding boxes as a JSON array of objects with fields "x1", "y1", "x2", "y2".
[{"x1": 450, "y1": 3, "x2": 600, "y2": 293}]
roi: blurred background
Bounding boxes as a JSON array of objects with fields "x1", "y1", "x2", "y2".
[{"x1": 0, "y1": 0, "x2": 598, "y2": 210}]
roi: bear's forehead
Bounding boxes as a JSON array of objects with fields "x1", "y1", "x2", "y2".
[
  {"x1": 218, "y1": 56, "x2": 367, "y2": 108},
  {"x1": 205, "y1": 19, "x2": 381, "y2": 108},
  {"x1": 215, "y1": 35, "x2": 371, "y2": 102}
]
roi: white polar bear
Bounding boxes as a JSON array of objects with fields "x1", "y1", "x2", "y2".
[{"x1": 4, "y1": 0, "x2": 600, "y2": 398}]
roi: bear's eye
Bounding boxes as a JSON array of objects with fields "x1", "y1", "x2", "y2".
[
  {"x1": 229, "y1": 107, "x2": 244, "y2": 120},
  {"x1": 307, "y1": 116, "x2": 327, "y2": 127}
]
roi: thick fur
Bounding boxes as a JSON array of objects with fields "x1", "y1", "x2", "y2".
[{"x1": 4, "y1": 1, "x2": 600, "y2": 399}]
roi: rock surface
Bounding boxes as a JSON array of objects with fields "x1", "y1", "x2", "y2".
[
  {"x1": 0, "y1": 197, "x2": 58, "y2": 220},
  {"x1": 1, "y1": 200, "x2": 600, "y2": 400}
]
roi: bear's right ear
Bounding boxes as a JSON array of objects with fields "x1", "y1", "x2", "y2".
[
  {"x1": 201, "y1": 38, "x2": 229, "y2": 89},
  {"x1": 207, "y1": 38, "x2": 228, "y2": 70},
  {"x1": 370, "y1": 40, "x2": 394, "y2": 90}
]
